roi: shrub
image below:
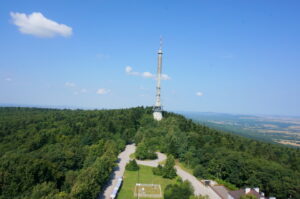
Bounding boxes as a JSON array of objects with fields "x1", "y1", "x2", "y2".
[
  {"x1": 152, "y1": 164, "x2": 163, "y2": 176},
  {"x1": 214, "y1": 178, "x2": 238, "y2": 191},
  {"x1": 240, "y1": 194, "x2": 257, "y2": 199},
  {"x1": 164, "y1": 180, "x2": 194, "y2": 199},
  {"x1": 152, "y1": 155, "x2": 177, "y2": 179},
  {"x1": 125, "y1": 159, "x2": 139, "y2": 171}
]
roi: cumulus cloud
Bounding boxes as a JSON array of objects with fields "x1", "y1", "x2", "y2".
[
  {"x1": 125, "y1": 66, "x2": 140, "y2": 76},
  {"x1": 125, "y1": 66, "x2": 170, "y2": 80},
  {"x1": 196, "y1": 92, "x2": 204, "y2": 96},
  {"x1": 65, "y1": 82, "x2": 76, "y2": 87},
  {"x1": 65, "y1": 82, "x2": 88, "y2": 95},
  {"x1": 10, "y1": 12, "x2": 72, "y2": 38},
  {"x1": 5, "y1": 77, "x2": 12, "y2": 81},
  {"x1": 142, "y1": 72, "x2": 155, "y2": 78},
  {"x1": 161, "y1": 74, "x2": 171, "y2": 80},
  {"x1": 96, "y1": 88, "x2": 110, "y2": 95}
]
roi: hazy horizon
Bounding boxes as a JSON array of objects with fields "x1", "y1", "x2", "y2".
[{"x1": 2, "y1": 103, "x2": 300, "y2": 118}]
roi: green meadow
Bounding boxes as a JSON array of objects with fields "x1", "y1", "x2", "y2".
[{"x1": 117, "y1": 165, "x2": 177, "y2": 199}]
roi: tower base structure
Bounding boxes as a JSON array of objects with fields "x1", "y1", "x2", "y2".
[{"x1": 153, "y1": 111, "x2": 163, "y2": 121}]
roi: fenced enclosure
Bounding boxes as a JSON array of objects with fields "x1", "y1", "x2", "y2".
[{"x1": 134, "y1": 183, "x2": 162, "y2": 198}]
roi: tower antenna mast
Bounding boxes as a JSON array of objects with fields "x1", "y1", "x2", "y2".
[
  {"x1": 160, "y1": 36, "x2": 163, "y2": 50},
  {"x1": 153, "y1": 37, "x2": 163, "y2": 121}
]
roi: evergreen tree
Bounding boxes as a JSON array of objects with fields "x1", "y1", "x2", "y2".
[
  {"x1": 162, "y1": 155, "x2": 177, "y2": 179},
  {"x1": 125, "y1": 159, "x2": 139, "y2": 171}
]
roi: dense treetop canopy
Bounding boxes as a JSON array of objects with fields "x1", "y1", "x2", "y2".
[{"x1": 0, "y1": 107, "x2": 299, "y2": 199}]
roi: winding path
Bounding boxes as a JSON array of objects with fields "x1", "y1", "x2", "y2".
[
  {"x1": 174, "y1": 165, "x2": 221, "y2": 198},
  {"x1": 100, "y1": 144, "x2": 220, "y2": 199},
  {"x1": 98, "y1": 144, "x2": 135, "y2": 199},
  {"x1": 137, "y1": 152, "x2": 221, "y2": 199}
]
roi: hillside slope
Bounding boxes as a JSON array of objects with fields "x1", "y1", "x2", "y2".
[
  {"x1": 0, "y1": 107, "x2": 299, "y2": 199},
  {"x1": 0, "y1": 107, "x2": 148, "y2": 199}
]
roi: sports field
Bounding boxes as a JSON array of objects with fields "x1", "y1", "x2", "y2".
[
  {"x1": 117, "y1": 165, "x2": 176, "y2": 199},
  {"x1": 134, "y1": 183, "x2": 162, "y2": 198}
]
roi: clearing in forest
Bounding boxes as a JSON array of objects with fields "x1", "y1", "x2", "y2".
[
  {"x1": 117, "y1": 165, "x2": 176, "y2": 199},
  {"x1": 134, "y1": 184, "x2": 162, "y2": 198}
]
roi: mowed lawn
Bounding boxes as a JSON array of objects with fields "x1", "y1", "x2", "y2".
[{"x1": 117, "y1": 165, "x2": 177, "y2": 199}]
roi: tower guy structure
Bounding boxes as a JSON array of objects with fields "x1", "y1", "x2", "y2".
[{"x1": 153, "y1": 39, "x2": 163, "y2": 121}]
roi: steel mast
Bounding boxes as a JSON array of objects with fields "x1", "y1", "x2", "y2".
[{"x1": 153, "y1": 38, "x2": 163, "y2": 121}]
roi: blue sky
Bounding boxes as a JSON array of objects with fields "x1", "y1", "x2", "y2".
[{"x1": 1, "y1": 0, "x2": 300, "y2": 116}]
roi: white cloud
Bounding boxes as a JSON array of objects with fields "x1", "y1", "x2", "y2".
[
  {"x1": 196, "y1": 92, "x2": 204, "y2": 96},
  {"x1": 10, "y1": 12, "x2": 72, "y2": 38},
  {"x1": 142, "y1": 72, "x2": 155, "y2": 78},
  {"x1": 96, "y1": 88, "x2": 110, "y2": 95},
  {"x1": 125, "y1": 66, "x2": 140, "y2": 76},
  {"x1": 5, "y1": 77, "x2": 12, "y2": 81},
  {"x1": 65, "y1": 82, "x2": 76, "y2": 87},
  {"x1": 125, "y1": 66, "x2": 170, "y2": 80},
  {"x1": 125, "y1": 66, "x2": 133, "y2": 73},
  {"x1": 65, "y1": 82, "x2": 88, "y2": 95},
  {"x1": 161, "y1": 74, "x2": 171, "y2": 80}
]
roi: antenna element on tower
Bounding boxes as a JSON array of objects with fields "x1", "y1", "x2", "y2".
[{"x1": 153, "y1": 38, "x2": 164, "y2": 121}]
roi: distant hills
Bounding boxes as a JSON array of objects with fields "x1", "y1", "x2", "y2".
[{"x1": 181, "y1": 111, "x2": 300, "y2": 147}]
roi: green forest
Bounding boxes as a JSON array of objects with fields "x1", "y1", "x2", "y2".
[{"x1": 0, "y1": 107, "x2": 299, "y2": 199}]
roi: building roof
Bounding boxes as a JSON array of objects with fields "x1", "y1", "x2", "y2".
[
  {"x1": 229, "y1": 189, "x2": 246, "y2": 199},
  {"x1": 229, "y1": 188, "x2": 266, "y2": 199},
  {"x1": 211, "y1": 185, "x2": 230, "y2": 199}
]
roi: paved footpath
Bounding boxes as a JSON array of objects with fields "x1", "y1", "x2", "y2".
[
  {"x1": 99, "y1": 145, "x2": 220, "y2": 199},
  {"x1": 137, "y1": 152, "x2": 221, "y2": 199},
  {"x1": 175, "y1": 165, "x2": 221, "y2": 199},
  {"x1": 98, "y1": 144, "x2": 135, "y2": 199}
]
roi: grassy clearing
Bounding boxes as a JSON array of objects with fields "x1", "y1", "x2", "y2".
[
  {"x1": 117, "y1": 165, "x2": 177, "y2": 199},
  {"x1": 134, "y1": 184, "x2": 162, "y2": 198}
]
